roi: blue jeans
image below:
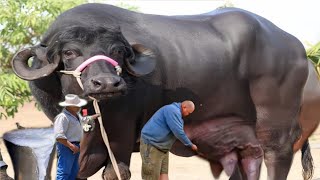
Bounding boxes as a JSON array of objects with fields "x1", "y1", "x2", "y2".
[{"x1": 56, "y1": 142, "x2": 80, "y2": 180}]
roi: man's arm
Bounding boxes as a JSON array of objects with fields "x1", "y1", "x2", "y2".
[
  {"x1": 56, "y1": 138, "x2": 79, "y2": 154},
  {"x1": 165, "y1": 110, "x2": 193, "y2": 147},
  {"x1": 54, "y1": 114, "x2": 69, "y2": 140},
  {"x1": 90, "y1": 113, "x2": 100, "y2": 120},
  {"x1": 54, "y1": 114, "x2": 79, "y2": 154},
  {"x1": 80, "y1": 113, "x2": 100, "y2": 132},
  {"x1": 80, "y1": 113, "x2": 100, "y2": 122}
]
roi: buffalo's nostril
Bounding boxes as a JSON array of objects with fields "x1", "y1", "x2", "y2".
[
  {"x1": 113, "y1": 81, "x2": 120, "y2": 87},
  {"x1": 91, "y1": 79, "x2": 102, "y2": 87}
]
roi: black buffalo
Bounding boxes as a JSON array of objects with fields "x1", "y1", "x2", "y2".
[{"x1": 12, "y1": 3, "x2": 315, "y2": 180}]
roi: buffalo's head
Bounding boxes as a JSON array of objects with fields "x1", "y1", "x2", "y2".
[{"x1": 11, "y1": 26, "x2": 156, "y2": 100}]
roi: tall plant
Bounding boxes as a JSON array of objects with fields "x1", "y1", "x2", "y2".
[
  {"x1": 0, "y1": 73, "x2": 31, "y2": 119},
  {"x1": 0, "y1": 0, "x2": 87, "y2": 119},
  {"x1": 0, "y1": 0, "x2": 87, "y2": 71},
  {"x1": 306, "y1": 42, "x2": 320, "y2": 75}
]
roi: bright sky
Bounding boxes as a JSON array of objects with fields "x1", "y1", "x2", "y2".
[{"x1": 104, "y1": 0, "x2": 320, "y2": 48}]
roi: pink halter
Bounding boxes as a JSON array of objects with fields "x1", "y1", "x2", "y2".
[
  {"x1": 60, "y1": 55, "x2": 122, "y2": 89},
  {"x1": 76, "y1": 55, "x2": 121, "y2": 73}
]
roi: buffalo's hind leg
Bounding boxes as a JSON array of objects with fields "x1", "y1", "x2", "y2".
[{"x1": 249, "y1": 59, "x2": 308, "y2": 180}]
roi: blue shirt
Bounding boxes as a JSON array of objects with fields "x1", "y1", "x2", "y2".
[{"x1": 141, "y1": 102, "x2": 193, "y2": 151}]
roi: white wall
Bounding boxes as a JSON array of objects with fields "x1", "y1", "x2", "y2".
[{"x1": 104, "y1": 0, "x2": 320, "y2": 47}]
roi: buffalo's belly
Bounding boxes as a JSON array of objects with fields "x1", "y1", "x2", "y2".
[
  {"x1": 183, "y1": 79, "x2": 256, "y2": 123},
  {"x1": 185, "y1": 116, "x2": 259, "y2": 161}
]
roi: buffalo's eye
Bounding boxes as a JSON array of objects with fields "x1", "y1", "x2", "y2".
[
  {"x1": 116, "y1": 50, "x2": 123, "y2": 54},
  {"x1": 112, "y1": 47, "x2": 125, "y2": 56},
  {"x1": 63, "y1": 50, "x2": 78, "y2": 59}
]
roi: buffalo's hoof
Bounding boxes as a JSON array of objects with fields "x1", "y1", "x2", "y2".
[
  {"x1": 0, "y1": 169, "x2": 13, "y2": 180},
  {"x1": 102, "y1": 162, "x2": 131, "y2": 180}
]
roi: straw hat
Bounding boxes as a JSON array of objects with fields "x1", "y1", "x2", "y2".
[{"x1": 59, "y1": 94, "x2": 87, "y2": 107}]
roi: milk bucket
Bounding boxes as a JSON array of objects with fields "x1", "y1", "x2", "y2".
[{"x1": 3, "y1": 127, "x2": 55, "y2": 180}]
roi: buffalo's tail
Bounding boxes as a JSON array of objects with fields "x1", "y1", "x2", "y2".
[{"x1": 301, "y1": 139, "x2": 314, "y2": 180}]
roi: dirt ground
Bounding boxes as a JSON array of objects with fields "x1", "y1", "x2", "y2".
[{"x1": 0, "y1": 102, "x2": 319, "y2": 180}]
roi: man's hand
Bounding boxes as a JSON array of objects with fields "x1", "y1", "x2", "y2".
[
  {"x1": 191, "y1": 144, "x2": 198, "y2": 151},
  {"x1": 90, "y1": 113, "x2": 101, "y2": 120},
  {"x1": 69, "y1": 144, "x2": 80, "y2": 154},
  {"x1": 56, "y1": 138, "x2": 80, "y2": 154}
]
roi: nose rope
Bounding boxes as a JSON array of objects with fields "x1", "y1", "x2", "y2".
[
  {"x1": 92, "y1": 97, "x2": 122, "y2": 180},
  {"x1": 59, "y1": 70, "x2": 84, "y2": 89},
  {"x1": 59, "y1": 55, "x2": 122, "y2": 90},
  {"x1": 60, "y1": 55, "x2": 122, "y2": 179}
]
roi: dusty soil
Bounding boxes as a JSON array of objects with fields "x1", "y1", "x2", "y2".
[{"x1": 0, "y1": 102, "x2": 319, "y2": 180}]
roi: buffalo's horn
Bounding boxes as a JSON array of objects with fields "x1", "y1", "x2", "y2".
[{"x1": 11, "y1": 47, "x2": 59, "y2": 81}]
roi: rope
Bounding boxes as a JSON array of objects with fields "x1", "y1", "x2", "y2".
[
  {"x1": 59, "y1": 55, "x2": 124, "y2": 179},
  {"x1": 60, "y1": 70, "x2": 83, "y2": 89},
  {"x1": 60, "y1": 70, "x2": 121, "y2": 178},
  {"x1": 93, "y1": 99, "x2": 122, "y2": 180}
]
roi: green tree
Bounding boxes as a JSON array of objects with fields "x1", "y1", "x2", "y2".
[
  {"x1": 95, "y1": 0, "x2": 140, "y2": 12},
  {"x1": 115, "y1": 2, "x2": 140, "y2": 12},
  {"x1": 306, "y1": 42, "x2": 320, "y2": 75},
  {"x1": 0, "y1": 0, "x2": 87, "y2": 119},
  {"x1": 0, "y1": 73, "x2": 31, "y2": 119}
]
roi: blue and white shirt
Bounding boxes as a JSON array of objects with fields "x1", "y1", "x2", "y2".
[{"x1": 54, "y1": 109, "x2": 91, "y2": 142}]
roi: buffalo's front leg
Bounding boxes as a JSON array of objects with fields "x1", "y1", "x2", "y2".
[
  {"x1": 249, "y1": 61, "x2": 307, "y2": 180},
  {"x1": 78, "y1": 102, "x2": 137, "y2": 179},
  {"x1": 102, "y1": 162, "x2": 131, "y2": 180},
  {"x1": 78, "y1": 127, "x2": 133, "y2": 180},
  {"x1": 78, "y1": 121, "x2": 108, "y2": 178}
]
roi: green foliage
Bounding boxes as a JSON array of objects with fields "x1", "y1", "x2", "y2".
[
  {"x1": 96, "y1": 0, "x2": 140, "y2": 12},
  {"x1": 0, "y1": 0, "x2": 86, "y2": 119},
  {"x1": 0, "y1": 72, "x2": 31, "y2": 119},
  {"x1": 306, "y1": 42, "x2": 320, "y2": 75},
  {"x1": 115, "y1": 2, "x2": 140, "y2": 12},
  {"x1": 0, "y1": 0, "x2": 87, "y2": 71}
]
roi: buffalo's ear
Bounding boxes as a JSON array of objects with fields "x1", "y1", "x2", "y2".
[{"x1": 124, "y1": 43, "x2": 156, "y2": 77}]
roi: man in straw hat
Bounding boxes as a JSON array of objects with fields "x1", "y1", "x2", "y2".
[{"x1": 54, "y1": 94, "x2": 100, "y2": 180}]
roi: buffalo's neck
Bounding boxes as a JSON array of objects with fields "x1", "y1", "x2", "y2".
[{"x1": 29, "y1": 74, "x2": 63, "y2": 121}]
